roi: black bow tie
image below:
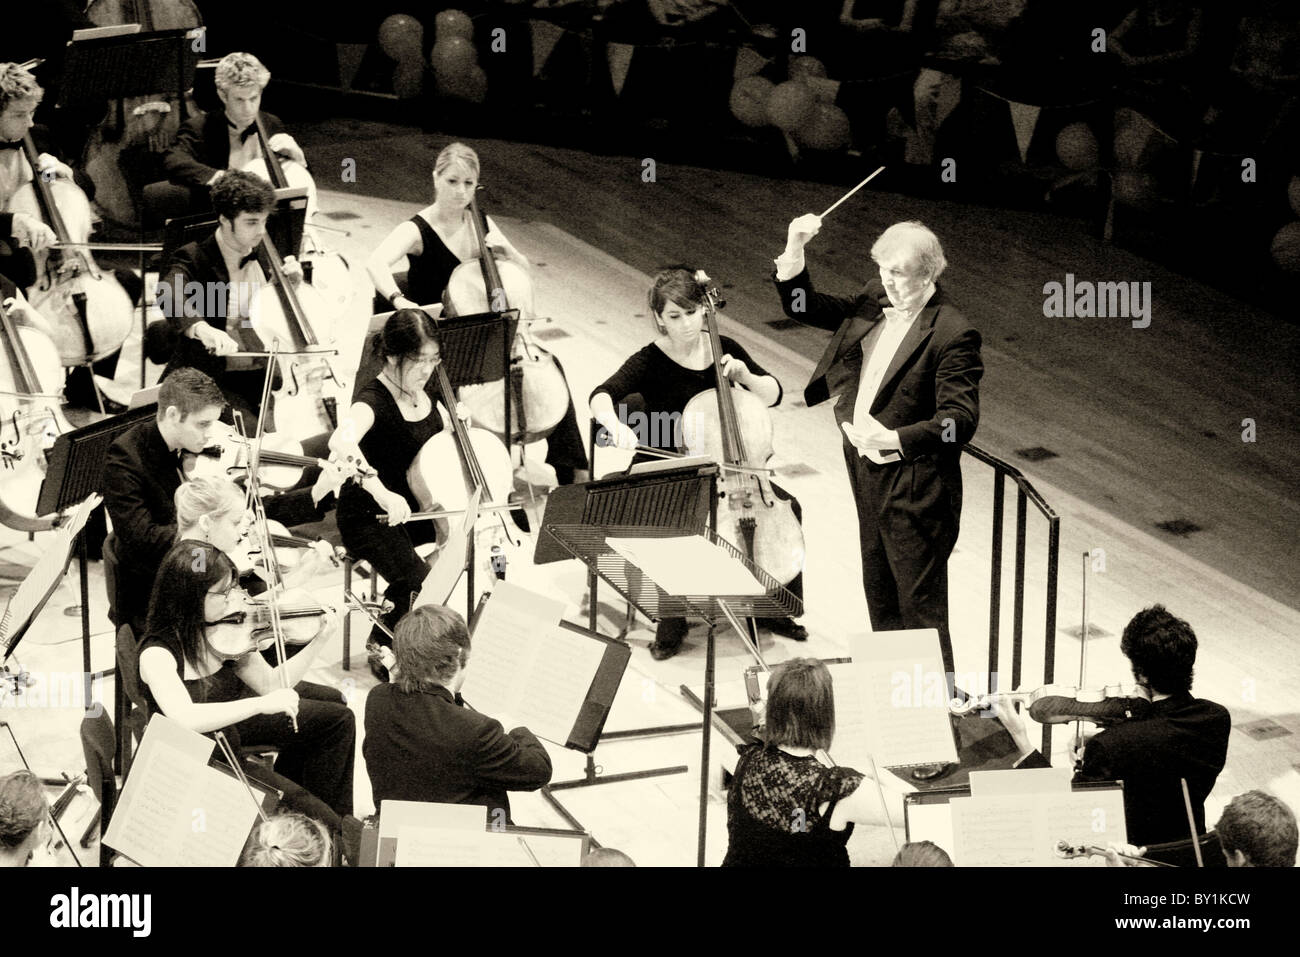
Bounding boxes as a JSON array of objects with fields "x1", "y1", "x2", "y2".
[
  {"x1": 0, "y1": 140, "x2": 21, "y2": 151},
  {"x1": 238, "y1": 250, "x2": 259, "y2": 269},
  {"x1": 227, "y1": 118, "x2": 257, "y2": 143}
]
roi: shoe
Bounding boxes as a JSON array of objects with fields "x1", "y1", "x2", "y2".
[
  {"x1": 365, "y1": 641, "x2": 391, "y2": 682},
  {"x1": 649, "y1": 641, "x2": 681, "y2": 661},
  {"x1": 759, "y1": 617, "x2": 808, "y2": 641}
]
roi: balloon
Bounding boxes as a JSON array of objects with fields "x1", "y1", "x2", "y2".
[
  {"x1": 378, "y1": 14, "x2": 423, "y2": 60},
  {"x1": 1056, "y1": 123, "x2": 1098, "y2": 170},
  {"x1": 795, "y1": 103, "x2": 851, "y2": 150},
  {"x1": 1269, "y1": 222, "x2": 1300, "y2": 274},
  {"x1": 1288, "y1": 176, "x2": 1300, "y2": 217},
  {"x1": 789, "y1": 56, "x2": 827, "y2": 81},
  {"x1": 1113, "y1": 115, "x2": 1153, "y2": 169},
  {"x1": 729, "y1": 76, "x2": 774, "y2": 128},
  {"x1": 435, "y1": 9, "x2": 474, "y2": 42},
  {"x1": 393, "y1": 60, "x2": 424, "y2": 99},
  {"x1": 442, "y1": 64, "x2": 488, "y2": 103},
  {"x1": 1111, "y1": 170, "x2": 1159, "y2": 210},
  {"x1": 766, "y1": 80, "x2": 815, "y2": 132},
  {"x1": 430, "y1": 36, "x2": 478, "y2": 77}
]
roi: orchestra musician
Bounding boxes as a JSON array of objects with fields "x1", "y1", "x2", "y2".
[
  {"x1": 103, "y1": 368, "x2": 322, "y2": 641},
  {"x1": 161, "y1": 52, "x2": 306, "y2": 210},
  {"x1": 136, "y1": 540, "x2": 359, "y2": 852},
  {"x1": 0, "y1": 770, "x2": 50, "y2": 868},
  {"x1": 774, "y1": 216, "x2": 981, "y2": 685},
  {"x1": 238, "y1": 810, "x2": 335, "y2": 867},
  {"x1": 365, "y1": 141, "x2": 589, "y2": 486},
  {"x1": 722, "y1": 658, "x2": 906, "y2": 867},
  {"x1": 1216, "y1": 791, "x2": 1297, "y2": 868},
  {"x1": 590, "y1": 266, "x2": 807, "y2": 660},
  {"x1": 363, "y1": 604, "x2": 553, "y2": 824}
]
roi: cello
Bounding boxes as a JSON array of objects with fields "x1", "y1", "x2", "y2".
[
  {"x1": 0, "y1": 292, "x2": 71, "y2": 532},
  {"x1": 237, "y1": 114, "x2": 348, "y2": 439},
  {"x1": 682, "y1": 274, "x2": 805, "y2": 586},
  {"x1": 82, "y1": 0, "x2": 204, "y2": 232},
  {"x1": 7, "y1": 135, "x2": 134, "y2": 366},
  {"x1": 448, "y1": 192, "x2": 569, "y2": 446}
]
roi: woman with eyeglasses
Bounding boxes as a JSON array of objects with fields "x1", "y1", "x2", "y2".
[
  {"x1": 328, "y1": 308, "x2": 465, "y2": 679},
  {"x1": 136, "y1": 540, "x2": 356, "y2": 840}
]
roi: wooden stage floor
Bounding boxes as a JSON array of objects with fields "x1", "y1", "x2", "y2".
[{"x1": 2, "y1": 128, "x2": 1296, "y2": 867}]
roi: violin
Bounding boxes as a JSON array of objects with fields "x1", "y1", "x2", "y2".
[
  {"x1": 447, "y1": 192, "x2": 569, "y2": 445},
  {"x1": 183, "y1": 420, "x2": 371, "y2": 492},
  {"x1": 204, "y1": 586, "x2": 329, "y2": 662},
  {"x1": 681, "y1": 274, "x2": 805, "y2": 585},
  {"x1": 949, "y1": 683, "x2": 1153, "y2": 726},
  {"x1": 7, "y1": 135, "x2": 134, "y2": 365},
  {"x1": 82, "y1": 0, "x2": 204, "y2": 232},
  {"x1": 1055, "y1": 840, "x2": 1172, "y2": 866},
  {"x1": 0, "y1": 292, "x2": 71, "y2": 532},
  {"x1": 233, "y1": 115, "x2": 348, "y2": 441}
]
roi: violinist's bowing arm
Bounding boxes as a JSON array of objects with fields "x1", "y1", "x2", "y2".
[
  {"x1": 827, "y1": 768, "x2": 911, "y2": 832},
  {"x1": 138, "y1": 646, "x2": 289, "y2": 733}
]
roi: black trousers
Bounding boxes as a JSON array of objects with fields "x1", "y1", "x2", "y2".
[
  {"x1": 841, "y1": 444, "x2": 959, "y2": 681},
  {"x1": 228, "y1": 679, "x2": 355, "y2": 829},
  {"x1": 337, "y1": 512, "x2": 438, "y2": 648},
  {"x1": 653, "y1": 483, "x2": 805, "y2": 651}
]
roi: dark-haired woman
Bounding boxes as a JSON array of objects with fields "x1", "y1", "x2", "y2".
[
  {"x1": 365, "y1": 141, "x2": 588, "y2": 485},
  {"x1": 723, "y1": 658, "x2": 906, "y2": 867},
  {"x1": 329, "y1": 309, "x2": 461, "y2": 678},
  {"x1": 136, "y1": 540, "x2": 356, "y2": 835},
  {"x1": 589, "y1": 266, "x2": 807, "y2": 660}
]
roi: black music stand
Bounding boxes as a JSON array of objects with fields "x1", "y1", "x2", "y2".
[
  {"x1": 36, "y1": 405, "x2": 157, "y2": 677},
  {"x1": 161, "y1": 190, "x2": 308, "y2": 265},
  {"x1": 58, "y1": 29, "x2": 199, "y2": 112},
  {"x1": 544, "y1": 522, "x2": 801, "y2": 866},
  {"x1": 425, "y1": 310, "x2": 516, "y2": 616}
]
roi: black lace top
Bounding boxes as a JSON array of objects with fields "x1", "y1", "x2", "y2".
[{"x1": 722, "y1": 745, "x2": 865, "y2": 867}]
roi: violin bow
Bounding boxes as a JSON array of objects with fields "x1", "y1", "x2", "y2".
[
  {"x1": 1180, "y1": 777, "x2": 1205, "y2": 867},
  {"x1": 213, "y1": 731, "x2": 271, "y2": 826},
  {"x1": 250, "y1": 493, "x2": 297, "y2": 733},
  {"x1": 1074, "y1": 551, "x2": 1090, "y2": 757},
  {"x1": 0, "y1": 720, "x2": 82, "y2": 867}
]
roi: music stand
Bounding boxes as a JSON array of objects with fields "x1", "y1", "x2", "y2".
[
  {"x1": 161, "y1": 190, "x2": 308, "y2": 264},
  {"x1": 544, "y1": 522, "x2": 801, "y2": 866},
  {"x1": 426, "y1": 310, "x2": 516, "y2": 617},
  {"x1": 58, "y1": 29, "x2": 199, "y2": 111},
  {"x1": 36, "y1": 405, "x2": 157, "y2": 677}
]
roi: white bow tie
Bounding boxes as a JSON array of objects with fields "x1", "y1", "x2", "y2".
[{"x1": 882, "y1": 306, "x2": 915, "y2": 324}]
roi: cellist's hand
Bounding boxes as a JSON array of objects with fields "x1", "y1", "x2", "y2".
[
  {"x1": 719, "y1": 353, "x2": 752, "y2": 385},
  {"x1": 8, "y1": 211, "x2": 55, "y2": 253},
  {"x1": 378, "y1": 489, "x2": 412, "y2": 525},
  {"x1": 596, "y1": 421, "x2": 640, "y2": 451},
  {"x1": 281, "y1": 255, "x2": 304, "y2": 287},
  {"x1": 189, "y1": 322, "x2": 240, "y2": 357},
  {"x1": 455, "y1": 402, "x2": 472, "y2": 425},
  {"x1": 35, "y1": 153, "x2": 74, "y2": 183},
  {"x1": 2, "y1": 296, "x2": 55, "y2": 339},
  {"x1": 268, "y1": 133, "x2": 307, "y2": 167}
]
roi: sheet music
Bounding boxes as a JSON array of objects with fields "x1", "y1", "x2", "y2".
[
  {"x1": 459, "y1": 581, "x2": 605, "y2": 745},
  {"x1": 948, "y1": 782, "x2": 1127, "y2": 866},
  {"x1": 1, "y1": 494, "x2": 101, "y2": 650},
  {"x1": 846, "y1": 631, "x2": 958, "y2": 768},
  {"x1": 103, "y1": 715, "x2": 264, "y2": 867},
  {"x1": 413, "y1": 487, "x2": 480, "y2": 608},
  {"x1": 376, "y1": 800, "x2": 484, "y2": 867},
  {"x1": 394, "y1": 825, "x2": 585, "y2": 867},
  {"x1": 605, "y1": 536, "x2": 766, "y2": 596}
]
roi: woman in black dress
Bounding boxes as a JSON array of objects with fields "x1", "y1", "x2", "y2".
[
  {"x1": 365, "y1": 141, "x2": 588, "y2": 485},
  {"x1": 589, "y1": 266, "x2": 807, "y2": 660},
  {"x1": 328, "y1": 309, "x2": 457, "y2": 677}
]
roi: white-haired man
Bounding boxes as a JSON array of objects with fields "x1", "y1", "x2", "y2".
[
  {"x1": 773, "y1": 214, "x2": 982, "y2": 682},
  {"x1": 162, "y1": 51, "x2": 306, "y2": 202}
]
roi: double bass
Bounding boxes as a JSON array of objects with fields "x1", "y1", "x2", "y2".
[
  {"x1": 448, "y1": 193, "x2": 569, "y2": 446},
  {"x1": 7, "y1": 135, "x2": 133, "y2": 365},
  {"x1": 682, "y1": 274, "x2": 805, "y2": 585},
  {"x1": 82, "y1": 0, "x2": 204, "y2": 232},
  {"x1": 0, "y1": 293, "x2": 71, "y2": 531}
]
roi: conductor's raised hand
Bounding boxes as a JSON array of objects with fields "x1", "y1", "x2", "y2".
[{"x1": 786, "y1": 213, "x2": 823, "y2": 251}]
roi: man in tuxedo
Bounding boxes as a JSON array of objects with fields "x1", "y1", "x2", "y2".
[
  {"x1": 773, "y1": 215, "x2": 981, "y2": 679},
  {"x1": 364, "y1": 604, "x2": 553, "y2": 825},
  {"x1": 162, "y1": 51, "x2": 305, "y2": 208}
]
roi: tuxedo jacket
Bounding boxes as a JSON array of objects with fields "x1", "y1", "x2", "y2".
[
  {"x1": 364, "y1": 683, "x2": 553, "y2": 823},
  {"x1": 157, "y1": 232, "x2": 243, "y2": 385},
  {"x1": 162, "y1": 110, "x2": 286, "y2": 189}
]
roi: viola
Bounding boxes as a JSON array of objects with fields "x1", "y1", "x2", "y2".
[
  {"x1": 681, "y1": 274, "x2": 805, "y2": 586},
  {"x1": 204, "y1": 586, "x2": 328, "y2": 662},
  {"x1": 82, "y1": 0, "x2": 204, "y2": 232},
  {"x1": 446, "y1": 192, "x2": 569, "y2": 445},
  {"x1": 7, "y1": 136, "x2": 134, "y2": 365},
  {"x1": 234, "y1": 114, "x2": 348, "y2": 441},
  {"x1": 950, "y1": 683, "x2": 1153, "y2": 726},
  {"x1": 0, "y1": 293, "x2": 72, "y2": 532},
  {"x1": 183, "y1": 421, "x2": 371, "y2": 492}
]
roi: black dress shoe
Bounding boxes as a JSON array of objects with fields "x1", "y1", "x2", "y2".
[
  {"x1": 758, "y1": 617, "x2": 808, "y2": 641},
  {"x1": 649, "y1": 641, "x2": 681, "y2": 661}
]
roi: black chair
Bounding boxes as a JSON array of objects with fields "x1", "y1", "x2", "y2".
[
  {"x1": 114, "y1": 624, "x2": 149, "y2": 776},
  {"x1": 80, "y1": 709, "x2": 118, "y2": 867},
  {"x1": 102, "y1": 533, "x2": 120, "y2": 629}
]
